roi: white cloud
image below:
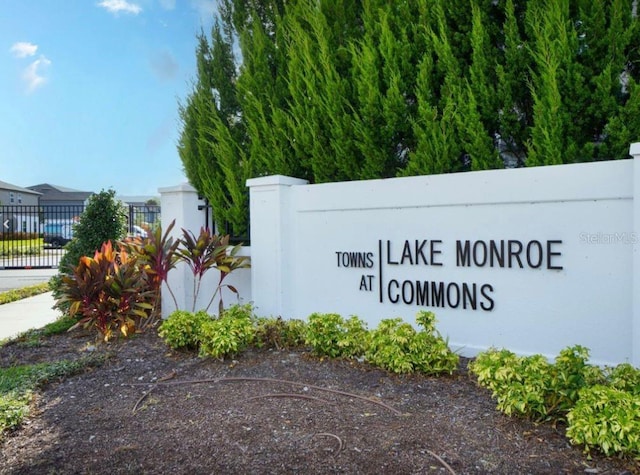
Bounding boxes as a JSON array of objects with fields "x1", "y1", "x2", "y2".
[
  {"x1": 9, "y1": 42, "x2": 51, "y2": 93},
  {"x1": 10, "y1": 42, "x2": 38, "y2": 58},
  {"x1": 97, "y1": 0, "x2": 142, "y2": 15},
  {"x1": 23, "y1": 55, "x2": 51, "y2": 93}
]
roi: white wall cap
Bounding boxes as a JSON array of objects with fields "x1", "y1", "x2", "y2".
[
  {"x1": 292, "y1": 159, "x2": 633, "y2": 211},
  {"x1": 158, "y1": 183, "x2": 198, "y2": 194},
  {"x1": 246, "y1": 175, "x2": 309, "y2": 187}
]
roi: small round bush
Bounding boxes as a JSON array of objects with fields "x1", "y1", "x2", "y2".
[
  {"x1": 365, "y1": 318, "x2": 417, "y2": 373},
  {"x1": 567, "y1": 385, "x2": 640, "y2": 457},
  {"x1": 606, "y1": 363, "x2": 640, "y2": 394},
  {"x1": 305, "y1": 313, "x2": 368, "y2": 358},
  {"x1": 254, "y1": 317, "x2": 307, "y2": 350},
  {"x1": 158, "y1": 310, "x2": 211, "y2": 350},
  {"x1": 198, "y1": 304, "x2": 255, "y2": 359},
  {"x1": 365, "y1": 314, "x2": 459, "y2": 375}
]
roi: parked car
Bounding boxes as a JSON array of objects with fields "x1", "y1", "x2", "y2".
[
  {"x1": 43, "y1": 222, "x2": 74, "y2": 248},
  {"x1": 129, "y1": 225, "x2": 148, "y2": 239}
]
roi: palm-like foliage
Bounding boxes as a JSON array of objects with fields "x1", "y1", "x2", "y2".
[
  {"x1": 57, "y1": 241, "x2": 155, "y2": 341},
  {"x1": 121, "y1": 220, "x2": 181, "y2": 319},
  {"x1": 176, "y1": 227, "x2": 250, "y2": 314}
]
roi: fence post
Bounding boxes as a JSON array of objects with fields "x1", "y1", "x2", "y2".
[
  {"x1": 246, "y1": 175, "x2": 308, "y2": 318},
  {"x1": 631, "y1": 142, "x2": 640, "y2": 367},
  {"x1": 158, "y1": 183, "x2": 207, "y2": 318}
]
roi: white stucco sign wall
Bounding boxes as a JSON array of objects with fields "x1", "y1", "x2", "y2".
[{"x1": 248, "y1": 145, "x2": 640, "y2": 366}]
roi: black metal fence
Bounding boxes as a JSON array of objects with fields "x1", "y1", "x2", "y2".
[
  {"x1": 199, "y1": 197, "x2": 250, "y2": 245},
  {"x1": 0, "y1": 204, "x2": 161, "y2": 269}
]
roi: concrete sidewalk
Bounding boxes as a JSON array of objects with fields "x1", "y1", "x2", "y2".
[
  {"x1": 0, "y1": 269, "x2": 57, "y2": 293},
  {"x1": 0, "y1": 292, "x2": 63, "y2": 340}
]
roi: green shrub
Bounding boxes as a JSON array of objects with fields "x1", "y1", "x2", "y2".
[
  {"x1": 0, "y1": 245, "x2": 41, "y2": 257},
  {"x1": 365, "y1": 318, "x2": 416, "y2": 373},
  {"x1": 365, "y1": 312, "x2": 458, "y2": 375},
  {"x1": 471, "y1": 345, "x2": 640, "y2": 457},
  {"x1": 412, "y1": 311, "x2": 460, "y2": 374},
  {"x1": 0, "y1": 392, "x2": 30, "y2": 433},
  {"x1": 56, "y1": 241, "x2": 155, "y2": 341},
  {"x1": 341, "y1": 316, "x2": 370, "y2": 357},
  {"x1": 52, "y1": 189, "x2": 127, "y2": 303},
  {"x1": 198, "y1": 304, "x2": 255, "y2": 359},
  {"x1": 469, "y1": 345, "x2": 602, "y2": 422},
  {"x1": 410, "y1": 331, "x2": 461, "y2": 374},
  {"x1": 467, "y1": 348, "x2": 520, "y2": 391},
  {"x1": 305, "y1": 313, "x2": 368, "y2": 358},
  {"x1": 606, "y1": 363, "x2": 640, "y2": 395},
  {"x1": 567, "y1": 385, "x2": 640, "y2": 458},
  {"x1": 158, "y1": 310, "x2": 211, "y2": 350},
  {"x1": 305, "y1": 313, "x2": 344, "y2": 358},
  {"x1": 254, "y1": 316, "x2": 307, "y2": 350}
]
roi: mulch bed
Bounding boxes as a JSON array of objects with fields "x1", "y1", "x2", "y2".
[{"x1": 1, "y1": 330, "x2": 638, "y2": 474}]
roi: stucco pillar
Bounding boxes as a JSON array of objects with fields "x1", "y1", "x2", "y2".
[
  {"x1": 246, "y1": 175, "x2": 308, "y2": 318},
  {"x1": 158, "y1": 183, "x2": 207, "y2": 318},
  {"x1": 630, "y1": 142, "x2": 640, "y2": 367}
]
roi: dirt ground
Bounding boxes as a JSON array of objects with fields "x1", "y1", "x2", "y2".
[{"x1": 1, "y1": 329, "x2": 638, "y2": 475}]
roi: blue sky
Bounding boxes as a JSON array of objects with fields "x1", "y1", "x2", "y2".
[{"x1": 1, "y1": 0, "x2": 218, "y2": 196}]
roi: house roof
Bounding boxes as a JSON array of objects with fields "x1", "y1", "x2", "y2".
[
  {"x1": 0, "y1": 180, "x2": 41, "y2": 195},
  {"x1": 117, "y1": 195, "x2": 160, "y2": 206},
  {"x1": 27, "y1": 183, "x2": 93, "y2": 202}
]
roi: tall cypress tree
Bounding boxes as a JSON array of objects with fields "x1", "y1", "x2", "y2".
[
  {"x1": 404, "y1": 47, "x2": 462, "y2": 176},
  {"x1": 603, "y1": 77, "x2": 640, "y2": 159},
  {"x1": 526, "y1": 0, "x2": 578, "y2": 166},
  {"x1": 495, "y1": 0, "x2": 530, "y2": 165},
  {"x1": 178, "y1": 23, "x2": 246, "y2": 234},
  {"x1": 177, "y1": 0, "x2": 640, "y2": 233},
  {"x1": 286, "y1": 1, "x2": 359, "y2": 182}
]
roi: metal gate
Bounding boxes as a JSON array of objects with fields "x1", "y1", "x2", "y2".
[{"x1": 0, "y1": 204, "x2": 161, "y2": 269}]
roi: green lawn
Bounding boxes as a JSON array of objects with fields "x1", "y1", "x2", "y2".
[
  {"x1": 0, "y1": 283, "x2": 51, "y2": 305},
  {"x1": 0, "y1": 239, "x2": 44, "y2": 257},
  {"x1": 0, "y1": 354, "x2": 106, "y2": 436},
  {"x1": 0, "y1": 300, "x2": 96, "y2": 438}
]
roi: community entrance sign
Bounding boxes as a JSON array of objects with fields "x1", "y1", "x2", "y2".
[
  {"x1": 336, "y1": 237, "x2": 564, "y2": 312},
  {"x1": 160, "y1": 144, "x2": 640, "y2": 366},
  {"x1": 244, "y1": 146, "x2": 640, "y2": 367}
]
